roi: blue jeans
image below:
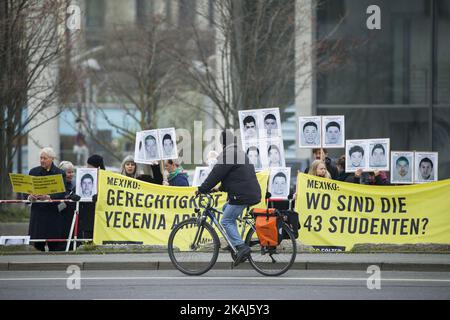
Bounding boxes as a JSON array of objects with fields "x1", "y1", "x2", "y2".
[{"x1": 221, "y1": 202, "x2": 247, "y2": 247}]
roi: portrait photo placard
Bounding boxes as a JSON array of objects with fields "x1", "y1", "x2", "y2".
[
  {"x1": 135, "y1": 130, "x2": 160, "y2": 164},
  {"x1": 322, "y1": 115, "x2": 345, "y2": 148},
  {"x1": 298, "y1": 116, "x2": 321, "y2": 148},
  {"x1": 414, "y1": 152, "x2": 438, "y2": 183},
  {"x1": 268, "y1": 167, "x2": 291, "y2": 199},
  {"x1": 192, "y1": 167, "x2": 211, "y2": 187},
  {"x1": 265, "y1": 138, "x2": 286, "y2": 168},
  {"x1": 239, "y1": 110, "x2": 260, "y2": 143},
  {"x1": 76, "y1": 168, "x2": 98, "y2": 202},
  {"x1": 391, "y1": 151, "x2": 414, "y2": 184},
  {"x1": 345, "y1": 140, "x2": 369, "y2": 173},
  {"x1": 158, "y1": 128, "x2": 178, "y2": 160},
  {"x1": 260, "y1": 108, "x2": 282, "y2": 139},
  {"x1": 368, "y1": 138, "x2": 390, "y2": 171}
]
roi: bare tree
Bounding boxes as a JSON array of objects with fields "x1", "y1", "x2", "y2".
[{"x1": 0, "y1": 0, "x2": 74, "y2": 202}]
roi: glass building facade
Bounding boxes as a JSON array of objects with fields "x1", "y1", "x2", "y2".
[{"x1": 316, "y1": 0, "x2": 450, "y2": 179}]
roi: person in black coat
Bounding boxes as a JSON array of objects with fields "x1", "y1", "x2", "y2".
[
  {"x1": 198, "y1": 130, "x2": 261, "y2": 266},
  {"x1": 27, "y1": 147, "x2": 67, "y2": 251}
]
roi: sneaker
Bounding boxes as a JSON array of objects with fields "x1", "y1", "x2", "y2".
[
  {"x1": 233, "y1": 244, "x2": 251, "y2": 267},
  {"x1": 223, "y1": 245, "x2": 237, "y2": 260}
]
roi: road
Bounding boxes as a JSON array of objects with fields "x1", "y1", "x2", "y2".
[{"x1": 1, "y1": 269, "x2": 449, "y2": 300}]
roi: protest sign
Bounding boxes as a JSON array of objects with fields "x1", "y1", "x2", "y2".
[
  {"x1": 295, "y1": 172, "x2": 450, "y2": 251},
  {"x1": 9, "y1": 173, "x2": 65, "y2": 195}
]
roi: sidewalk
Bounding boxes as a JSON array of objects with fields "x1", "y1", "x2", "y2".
[{"x1": 1, "y1": 252, "x2": 449, "y2": 272}]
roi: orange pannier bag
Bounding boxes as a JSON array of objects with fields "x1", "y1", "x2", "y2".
[{"x1": 251, "y1": 208, "x2": 280, "y2": 247}]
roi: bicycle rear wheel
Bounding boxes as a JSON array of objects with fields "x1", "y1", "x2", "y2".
[
  {"x1": 245, "y1": 223, "x2": 297, "y2": 276},
  {"x1": 168, "y1": 218, "x2": 220, "y2": 276}
]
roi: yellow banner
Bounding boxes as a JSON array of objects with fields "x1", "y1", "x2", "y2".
[
  {"x1": 295, "y1": 172, "x2": 450, "y2": 251},
  {"x1": 9, "y1": 173, "x2": 65, "y2": 195},
  {"x1": 93, "y1": 170, "x2": 269, "y2": 246}
]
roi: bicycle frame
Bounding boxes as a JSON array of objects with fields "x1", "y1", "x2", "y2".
[{"x1": 194, "y1": 205, "x2": 256, "y2": 255}]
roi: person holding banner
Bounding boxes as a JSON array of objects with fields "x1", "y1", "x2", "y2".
[
  {"x1": 27, "y1": 147, "x2": 67, "y2": 251},
  {"x1": 197, "y1": 130, "x2": 261, "y2": 267}
]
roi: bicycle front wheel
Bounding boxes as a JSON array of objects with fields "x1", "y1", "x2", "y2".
[
  {"x1": 168, "y1": 218, "x2": 220, "y2": 276},
  {"x1": 245, "y1": 222, "x2": 297, "y2": 276}
]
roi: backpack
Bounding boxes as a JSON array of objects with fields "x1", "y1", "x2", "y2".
[
  {"x1": 250, "y1": 208, "x2": 283, "y2": 247},
  {"x1": 280, "y1": 210, "x2": 300, "y2": 239}
]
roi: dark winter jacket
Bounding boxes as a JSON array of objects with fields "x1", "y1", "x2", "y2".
[
  {"x1": 198, "y1": 144, "x2": 261, "y2": 206},
  {"x1": 27, "y1": 163, "x2": 66, "y2": 240}
]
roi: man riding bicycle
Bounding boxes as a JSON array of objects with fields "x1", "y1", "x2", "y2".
[{"x1": 197, "y1": 130, "x2": 262, "y2": 266}]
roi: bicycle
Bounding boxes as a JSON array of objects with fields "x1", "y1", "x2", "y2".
[{"x1": 167, "y1": 193, "x2": 297, "y2": 276}]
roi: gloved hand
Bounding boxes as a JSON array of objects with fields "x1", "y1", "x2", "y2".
[{"x1": 69, "y1": 194, "x2": 81, "y2": 201}]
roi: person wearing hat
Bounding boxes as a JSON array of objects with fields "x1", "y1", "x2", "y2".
[{"x1": 87, "y1": 154, "x2": 105, "y2": 170}]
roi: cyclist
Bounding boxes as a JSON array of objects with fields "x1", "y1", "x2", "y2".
[{"x1": 197, "y1": 130, "x2": 262, "y2": 266}]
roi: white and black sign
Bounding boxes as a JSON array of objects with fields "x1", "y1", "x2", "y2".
[
  {"x1": 345, "y1": 140, "x2": 368, "y2": 173},
  {"x1": 135, "y1": 130, "x2": 160, "y2": 163},
  {"x1": 135, "y1": 128, "x2": 178, "y2": 163},
  {"x1": 158, "y1": 128, "x2": 178, "y2": 160},
  {"x1": 192, "y1": 167, "x2": 211, "y2": 187},
  {"x1": 368, "y1": 138, "x2": 390, "y2": 171},
  {"x1": 76, "y1": 168, "x2": 98, "y2": 202},
  {"x1": 322, "y1": 115, "x2": 345, "y2": 148},
  {"x1": 298, "y1": 116, "x2": 321, "y2": 148},
  {"x1": 268, "y1": 167, "x2": 290, "y2": 199}
]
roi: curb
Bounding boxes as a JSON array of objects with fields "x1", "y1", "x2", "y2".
[{"x1": 2, "y1": 261, "x2": 450, "y2": 272}]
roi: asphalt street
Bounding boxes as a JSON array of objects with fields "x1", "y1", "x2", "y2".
[{"x1": 1, "y1": 269, "x2": 449, "y2": 300}]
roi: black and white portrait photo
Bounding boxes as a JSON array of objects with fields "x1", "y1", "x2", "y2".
[
  {"x1": 414, "y1": 152, "x2": 438, "y2": 183},
  {"x1": 158, "y1": 128, "x2": 178, "y2": 160},
  {"x1": 135, "y1": 130, "x2": 160, "y2": 163},
  {"x1": 261, "y1": 108, "x2": 281, "y2": 139},
  {"x1": 322, "y1": 116, "x2": 345, "y2": 148},
  {"x1": 345, "y1": 140, "x2": 368, "y2": 173},
  {"x1": 391, "y1": 151, "x2": 414, "y2": 184},
  {"x1": 192, "y1": 167, "x2": 211, "y2": 187},
  {"x1": 368, "y1": 139, "x2": 390, "y2": 171},
  {"x1": 239, "y1": 110, "x2": 260, "y2": 142},
  {"x1": 76, "y1": 168, "x2": 98, "y2": 202},
  {"x1": 298, "y1": 116, "x2": 321, "y2": 148},
  {"x1": 268, "y1": 168, "x2": 290, "y2": 199}
]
